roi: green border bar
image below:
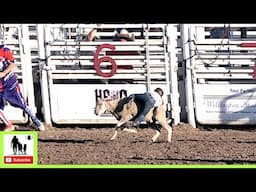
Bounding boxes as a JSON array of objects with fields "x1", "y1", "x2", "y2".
[{"x1": 1, "y1": 164, "x2": 256, "y2": 169}]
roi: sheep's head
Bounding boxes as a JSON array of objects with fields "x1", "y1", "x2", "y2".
[{"x1": 95, "y1": 99, "x2": 107, "y2": 115}]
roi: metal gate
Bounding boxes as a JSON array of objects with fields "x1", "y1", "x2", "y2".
[
  {"x1": 38, "y1": 24, "x2": 180, "y2": 126},
  {"x1": 182, "y1": 24, "x2": 256, "y2": 127},
  {"x1": 0, "y1": 24, "x2": 36, "y2": 124}
]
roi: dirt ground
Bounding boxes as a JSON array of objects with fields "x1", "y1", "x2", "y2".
[{"x1": 36, "y1": 123, "x2": 256, "y2": 165}]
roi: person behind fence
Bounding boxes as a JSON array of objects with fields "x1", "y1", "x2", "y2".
[
  {"x1": 209, "y1": 27, "x2": 230, "y2": 38},
  {"x1": 129, "y1": 87, "x2": 164, "y2": 127},
  {"x1": 0, "y1": 43, "x2": 45, "y2": 131},
  {"x1": 113, "y1": 28, "x2": 135, "y2": 42},
  {"x1": 85, "y1": 24, "x2": 102, "y2": 42}
]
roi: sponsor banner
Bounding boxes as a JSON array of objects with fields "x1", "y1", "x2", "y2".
[
  {"x1": 194, "y1": 84, "x2": 256, "y2": 124},
  {"x1": 50, "y1": 84, "x2": 168, "y2": 123}
]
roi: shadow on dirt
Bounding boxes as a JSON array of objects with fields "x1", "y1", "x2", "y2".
[
  {"x1": 128, "y1": 156, "x2": 256, "y2": 164},
  {"x1": 38, "y1": 138, "x2": 94, "y2": 143},
  {"x1": 198, "y1": 124, "x2": 256, "y2": 131},
  {"x1": 176, "y1": 139, "x2": 256, "y2": 144}
]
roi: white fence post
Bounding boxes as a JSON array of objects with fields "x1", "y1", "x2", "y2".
[
  {"x1": 144, "y1": 24, "x2": 151, "y2": 92},
  {"x1": 180, "y1": 24, "x2": 196, "y2": 128},
  {"x1": 166, "y1": 24, "x2": 180, "y2": 125},
  {"x1": 37, "y1": 24, "x2": 52, "y2": 126},
  {"x1": 20, "y1": 24, "x2": 37, "y2": 114}
]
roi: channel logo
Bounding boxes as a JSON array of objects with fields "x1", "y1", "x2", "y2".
[{"x1": 3, "y1": 133, "x2": 36, "y2": 164}]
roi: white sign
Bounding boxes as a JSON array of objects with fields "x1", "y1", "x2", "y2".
[
  {"x1": 194, "y1": 84, "x2": 256, "y2": 124},
  {"x1": 50, "y1": 84, "x2": 168, "y2": 124}
]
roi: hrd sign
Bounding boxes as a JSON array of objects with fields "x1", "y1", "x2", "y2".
[{"x1": 95, "y1": 89, "x2": 128, "y2": 103}]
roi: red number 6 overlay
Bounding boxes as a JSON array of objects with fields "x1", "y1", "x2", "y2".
[{"x1": 94, "y1": 43, "x2": 117, "y2": 78}]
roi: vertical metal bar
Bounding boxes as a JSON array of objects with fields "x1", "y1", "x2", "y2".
[
  {"x1": 20, "y1": 24, "x2": 37, "y2": 115},
  {"x1": 166, "y1": 24, "x2": 181, "y2": 125},
  {"x1": 181, "y1": 24, "x2": 196, "y2": 128},
  {"x1": 144, "y1": 24, "x2": 151, "y2": 92},
  {"x1": 37, "y1": 24, "x2": 52, "y2": 126}
]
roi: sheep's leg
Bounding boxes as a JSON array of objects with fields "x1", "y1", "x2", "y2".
[
  {"x1": 159, "y1": 116, "x2": 173, "y2": 143},
  {"x1": 154, "y1": 113, "x2": 173, "y2": 143},
  {"x1": 110, "y1": 112, "x2": 135, "y2": 140},
  {"x1": 110, "y1": 118, "x2": 129, "y2": 140},
  {"x1": 116, "y1": 120, "x2": 127, "y2": 127},
  {"x1": 110, "y1": 130, "x2": 118, "y2": 140},
  {"x1": 151, "y1": 130, "x2": 161, "y2": 142},
  {"x1": 121, "y1": 118, "x2": 138, "y2": 133},
  {"x1": 167, "y1": 125, "x2": 172, "y2": 143},
  {"x1": 123, "y1": 128, "x2": 137, "y2": 133},
  {"x1": 158, "y1": 120, "x2": 172, "y2": 143}
]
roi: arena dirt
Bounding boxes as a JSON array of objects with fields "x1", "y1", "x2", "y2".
[{"x1": 35, "y1": 123, "x2": 256, "y2": 165}]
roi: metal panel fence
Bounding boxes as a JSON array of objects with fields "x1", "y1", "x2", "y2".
[
  {"x1": 38, "y1": 24, "x2": 180, "y2": 126},
  {"x1": 0, "y1": 24, "x2": 36, "y2": 124},
  {"x1": 182, "y1": 24, "x2": 256, "y2": 127}
]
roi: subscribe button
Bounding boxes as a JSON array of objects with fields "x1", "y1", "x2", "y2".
[{"x1": 4, "y1": 156, "x2": 33, "y2": 164}]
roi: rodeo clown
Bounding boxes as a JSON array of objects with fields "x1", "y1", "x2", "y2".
[{"x1": 0, "y1": 25, "x2": 44, "y2": 131}]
